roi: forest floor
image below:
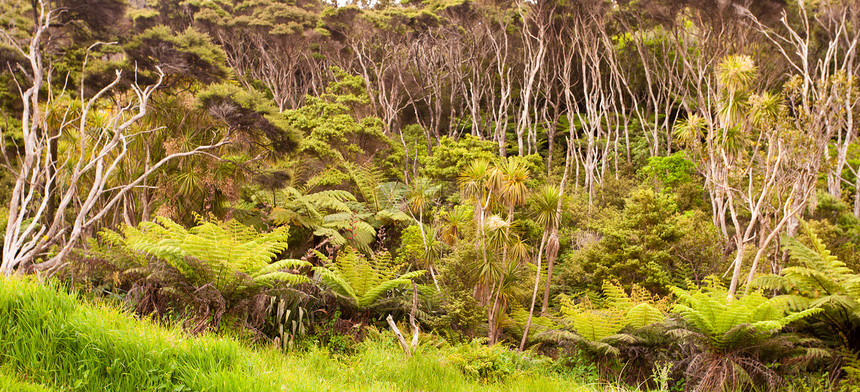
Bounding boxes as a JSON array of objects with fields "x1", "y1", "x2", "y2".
[{"x1": 0, "y1": 277, "x2": 600, "y2": 392}]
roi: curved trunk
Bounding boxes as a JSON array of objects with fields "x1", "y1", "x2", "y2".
[{"x1": 519, "y1": 230, "x2": 548, "y2": 352}]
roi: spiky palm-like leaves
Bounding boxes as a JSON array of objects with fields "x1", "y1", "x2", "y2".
[
  {"x1": 669, "y1": 279, "x2": 823, "y2": 391},
  {"x1": 458, "y1": 157, "x2": 532, "y2": 344},
  {"x1": 313, "y1": 246, "x2": 424, "y2": 309},
  {"x1": 494, "y1": 157, "x2": 531, "y2": 215},
  {"x1": 102, "y1": 216, "x2": 310, "y2": 292},
  {"x1": 755, "y1": 224, "x2": 860, "y2": 349},
  {"x1": 458, "y1": 159, "x2": 493, "y2": 205},
  {"x1": 438, "y1": 205, "x2": 472, "y2": 246}
]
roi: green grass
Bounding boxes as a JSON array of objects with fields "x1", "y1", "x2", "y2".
[
  {"x1": 0, "y1": 364, "x2": 56, "y2": 392},
  {"x1": 0, "y1": 276, "x2": 598, "y2": 392}
]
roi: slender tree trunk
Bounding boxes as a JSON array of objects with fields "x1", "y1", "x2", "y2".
[
  {"x1": 519, "y1": 230, "x2": 547, "y2": 352},
  {"x1": 540, "y1": 227, "x2": 559, "y2": 315}
]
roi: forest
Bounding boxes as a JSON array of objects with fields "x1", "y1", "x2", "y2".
[{"x1": 0, "y1": 0, "x2": 859, "y2": 391}]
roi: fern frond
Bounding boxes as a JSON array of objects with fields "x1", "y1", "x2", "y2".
[
  {"x1": 110, "y1": 216, "x2": 303, "y2": 292},
  {"x1": 255, "y1": 271, "x2": 311, "y2": 287},
  {"x1": 314, "y1": 266, "x2": 358, "y2": 302},
  {"x1": 752, "y1": 274, "x2": 793, "y2": 292},
  {"x1": 312, "y1": 228, "x2": 348, "y2": 246},
  {"x1": 252, "y1": 259, "x2": 310, "y2": 278},
  {"x1": 358, "y1": 272, "x2": 425, "y2": 308},
  {"x1": 625, "y1": 302, "x2": 666, "y2": 329},
  {"x1": 603, "y1": 333, "x2": 639, "y2": 345},
  {"x1": 671, "y1": 282, "x2": 823, "y2": 350},
  {"x1": 314, "y1": 246, "x2": 425, "y2": 309},
  {"x1": 601, "y1": 280, "x2": 632, "y2": 309}
]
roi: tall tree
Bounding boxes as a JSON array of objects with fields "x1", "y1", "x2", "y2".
[{"x1": 0, "y1": 1, "x2": 229, "y2": 274}]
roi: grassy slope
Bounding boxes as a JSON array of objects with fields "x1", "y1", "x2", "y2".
[{"x1": 0, "y1": 277, "x2": 595, "y2": 392}]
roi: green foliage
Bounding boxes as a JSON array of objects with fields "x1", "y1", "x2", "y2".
[
  {"x1": 755, "y1": 223, "x2": 860, "y2": 349},
  {"x1": 670, "y1": 278, "x2": 824, "y2": 392},
  {"x1": 422, "y1": 136, "x2": 499, "y2": 180},
  {"x1": 806, "y1": 191, "x2": 860, "y2": 270},
  {"x1": 842, "y1": 349, "x2": 860, "y2": 388},
  {"x1": 196, "y1": 82, "x2": 300, "y2": 153},
  {"x1": 430, "y1": 289, "x2": 485, "y2": 337},
  {"x1": 7, "y1": 0, "x2": 860, "y2": 389},
  {"x1": 313, "y1": 246, "x2": 424, "y2": 309},
  {"x1": 125, "y1": 25, "x2": 231, "y2": 83},
  {"x1": 252, "y1": 161, "x2": 412, "y2": 253},
  {"x1": 542, "y1": 281, "x2": 667, "y2": 356},
  {"x1": 670, "y1": 279, "x2": 821, "y2": 351},
  {"x1": 102, "y1": 216, "x2": 310, "y2": 292},
  {"x1": 265, "y1": 185, "x2": 377, "y2": 251},
  {"x1": 0, "y1": 364, "x2": 55, "y2": 392},
  {"x1": 447, "y1": 339, "x2": 528, "y2": 383},
  {"x1": 640, "y1": 152, "x2": 695, "y2": 188},
  {"x1": 288, "y1": 68, "x2": 397, "y2": 169},
  {"x1": 396, "y1": 225, "x2": 443, "y2": 270},
  {"x1": 0, "y1": 277, "x2": 591, "y2": 392},
  {"x1": 574, "y1": 187, "x2": 720, "y2": 293}
]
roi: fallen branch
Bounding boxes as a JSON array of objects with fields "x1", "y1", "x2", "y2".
[{"x1": 387, "y1": 282, "x2": 421, "y2": 356}]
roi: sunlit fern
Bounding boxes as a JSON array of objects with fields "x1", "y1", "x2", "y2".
[
  {"x1": 313, "y1": 246, "x2": 424, "y2": 309},
  {"x1": 540, "y1": 281, "x2": 667, "y2": 356},
  {"x1": 754, "y1": 222, "x2": 860, "y2": 349},
  {"x1": 670, "y1": 278, "x2": 821, "y2": 351},
  {"x1": 101, "y1": 216, "x2": 310, "y2": 292},
  {"x1": 669, "y1": 277, "x2": 823, "y2": 392}
]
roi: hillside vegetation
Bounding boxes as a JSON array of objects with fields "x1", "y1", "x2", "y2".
[
  {"x1": 2, "y1": 0, "x2": 860, "y2": 390},
  {"x1": 0, "y1": 277, "x2": 593, "y2": 392}
]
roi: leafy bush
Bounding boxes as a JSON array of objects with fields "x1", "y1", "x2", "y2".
[
  {"x1": 640, "y1": 152, "x2": 695, "y2": 188},
  {"x1": 573, "y1": 187, "x2": 721, "y2": 294},
  {"x1": 422, "y1": 136, "x2": 499, "y2": 181},
  {"x1": 447, "y1": 339, "x2": 527, "y2": 383},
  {"x1": 287, "y1": 67, "x2": 398, "y2": 171}
]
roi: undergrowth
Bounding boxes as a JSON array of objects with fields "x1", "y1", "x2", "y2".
[{"x1": 0, "y1": 276, "x2": 595, "y2": 392}]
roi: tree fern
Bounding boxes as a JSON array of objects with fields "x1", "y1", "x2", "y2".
[
  {"x1": 670, "y1": 279, "x2": 821, "y2": 351},
  {"x1": 263, "y1": 185, "x2": 377, "y2": 252},
  {"x1": 670, "y1": 277, "x2": 823, "y2": 391},
  {"x1": 541, "y1": 281, "x2": 667, "y2": 355},
  {"x1": 343, "y1": 161, "x2": 383, "y2": 210},
  {"x1": 102, "y1": 216, "x2": 310, "y2": 292},
  {"x1": 313, "y1": 246, "x2": 425, "y2": 309},
  {"x1": 754, "y1": 223, "x2": 860, "y2": 349}
]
